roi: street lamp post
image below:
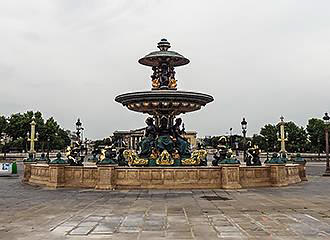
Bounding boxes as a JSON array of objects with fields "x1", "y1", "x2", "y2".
[
  {"x1": 317, "y1": 137, "x2": 321, "y2": 160},
  {"x1": 241, "y1": 117, "x2": 247, "y2": 161},
  {"x1": 26, "y1": 132, "x2": 29, "y2": 152},
  {"x1": 265, "y1": 137, "x2": 269, "y2": 161},
  {"x1": 47, "y1": 136, "x2": 50, "y2": 160},
  {"x1": 323, "y1": 112, "x2": 330, "y2": 177},
  {"x1": 75, "y1": 118, "x2": 85, "y2": 163},
  {"x1": 75, "y1": 118, "x2": 84, "y2": 143},
  {"x1": 229, "y1": 128, "x2": 233, "y2": 148}
]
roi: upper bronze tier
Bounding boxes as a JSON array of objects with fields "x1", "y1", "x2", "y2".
[
  {"x1": 115, "y1": 39, "x2": 214, "y2": 116},
  {"x1": 138, "y1": 39, "x2": 189, "y2": 67}
]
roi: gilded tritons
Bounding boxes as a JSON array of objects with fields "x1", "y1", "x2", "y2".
[
  {"x1": 171, "y1": 150, "x2": 180, "y2": 160},
  {"x1": 123, "y1": 150, "x2": 149, "y2": 165},
  {"x1": 150, "y1": 148, "x2": 159, "y2": 160},
  {"x1": 99, "y1": 149, "x2": 106, "y2": 161},
  {"x1": 168, "y1": 78, "x2": 177, "y2": 89},
  {"x1": 152, "y1": 78, "x2": 160, "y2": 88},
  {"x1": 123, "y1": 149, "x2": 206, "y2": 166},
  {"x1": 156, "y1": 150, "x2": 174, "y2": 165},
  {"x1": 181, "y1": 149, "x2": 207, "y2": 166}
]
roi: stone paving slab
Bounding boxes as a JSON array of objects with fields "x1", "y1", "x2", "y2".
[{"x1": 1, "y1": 165, "x2": 330, "y2": 239}]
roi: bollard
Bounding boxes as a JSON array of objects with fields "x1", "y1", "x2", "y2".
[{"x1": 12, "y1": 162, "x2": 17, "y2": 174}]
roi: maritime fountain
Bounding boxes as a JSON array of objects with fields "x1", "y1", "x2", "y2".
[
  {"x1": 23, "y1": 39, "x2": 306, "y2": 190},
  {"x1": 115, "y1": 39, "x2": 213, "y2": 166}
]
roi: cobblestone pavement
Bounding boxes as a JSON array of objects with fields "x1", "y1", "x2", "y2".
[{"x1": 0, "y1": 163, "x2": 330, "y2": 240}]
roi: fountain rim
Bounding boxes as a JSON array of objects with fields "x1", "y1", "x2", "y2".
[
  {"x1": 115, "y1": 90, "x2": 214, "y2": 106},
  {"x1": 138, "y1": 50, "x2": 190, "y2": 67}
]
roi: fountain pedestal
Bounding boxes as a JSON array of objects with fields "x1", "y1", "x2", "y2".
[{"x1": 95, "y1": 165, "x2": 116, "y2": 190}]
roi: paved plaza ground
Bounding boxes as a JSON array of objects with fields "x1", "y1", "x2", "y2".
[{"x1": 0, "y1": 162, "x2": 330, "y2": 240}]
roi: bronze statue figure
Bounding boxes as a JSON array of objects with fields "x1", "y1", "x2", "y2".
[
  {"x1": 138, "y1": 117, "x2": 158, "y2": 158},
  {"x1": 246, "y1": 145, "x2": 262, "y2": 166},
  {"x1": 172, "y1": 118, "x2": 191, "y2": 158},
  {"x1": 160, "y1": 63, "x2": 170, "y2": 88},
  {"x1": 156, "y1": 117, "x2": 175, "y2": 153}
]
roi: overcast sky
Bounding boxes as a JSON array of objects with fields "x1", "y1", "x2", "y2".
[{"x1": 0, "y1": 0, "x2": 329, "y2": 139}]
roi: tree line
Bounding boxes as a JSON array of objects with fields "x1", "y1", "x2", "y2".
[
  {"x1": 0, "y1": 111, "x2": 70, "y2": 153},
  {"x1": 202, "y1": 118, "x2": 327, "y2": 153},
  {"x1": 1, "y1": 112, "x2": 327, "y2": 154}
]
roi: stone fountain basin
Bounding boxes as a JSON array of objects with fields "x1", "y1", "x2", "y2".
[
  {"x1": 115, "y1": 90, "x2": 214, "y2": 115},
  {"x1": 24, "y1": 163, "x2": 306, "y2": 189}
]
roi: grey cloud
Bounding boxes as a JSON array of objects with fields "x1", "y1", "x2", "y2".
[
  {"x1": 21, "y1": 32, "x2": 42, "y2": 42},
  {"x1": 0, "y1": 0, "x2": 329, "y2": 139}
]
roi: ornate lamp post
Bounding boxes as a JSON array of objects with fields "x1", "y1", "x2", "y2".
[
  {"x1": 75, "y1": 118, "x2": 84, "y2": 143},
  {"x1": 278, "y1": 116, "x2": 288, "y2": 157},
  {"x1": 46, "y1": 136, "x2": 51, "y2": 160},
  {"x1": 317, "y1": 137, "x2": 321, "y2": 159},
  {"x1": 323, "y1": 112, "x2": 330, "y2": 176},
  {"x1": 265, "y1": 137, "x2": 269, "y2": 161},
  {"x1": 229, "y1": 127, "x2": 233, "y2": 148},
  {"x1": 27, "y1": 116, "x2": 38, "y2": 158},
  {"x1": 241, "y1": 117, "x2": 247, "y2": 161},
  {"x1": 75, "y1": 118, "x2": 85, "y2": 162}
]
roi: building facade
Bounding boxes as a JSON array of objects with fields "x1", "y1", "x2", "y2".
[
  {"x1": 113, "y1": 129, "x2": 145, "y2": 150},
  {"x1": 183, "y1": 131, "x2": 197, "y2": 149},
  {"x1": 113, "y1": 129, "x2": 197, "y2": 150}
]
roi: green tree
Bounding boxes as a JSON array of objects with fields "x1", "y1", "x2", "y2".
[
  {"x1": 251, "y1": 134, "x2": 267, "y2": 150},
  {"x1": 0, "y1": 115, "x2": 8, "y2": 134},
  {"x1": 306, "y1": 118, "x2": 325, "y2": 153},
  {"x1": 39, "y1": 117, "x2": 59, "y2": 151},
  {"x1": 260, "y1": 124, "x2": 279, "y2": 152},
  {"x1": 37, "y1": 117, "x2": 71, "y2": 151},
  {"x1": 258, "y1": 122, "x2": 308, "y2": 153},
  {"x1": 6, "y1": 113, "x2": 29, "y2": 140},
  {"x1": 3, "y1": 111, "x2": 70, "y2": 152},
  {"x1": 8, "y1": 137, "x2": 25, "y2": 152},
  {"x1": 284, "y1": 121, "x2": 307, "y2": 152}
]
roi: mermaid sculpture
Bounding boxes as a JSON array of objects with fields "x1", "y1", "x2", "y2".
[
  {"x1": 156, "y1": 117, "x2": 175, "y2": 153},
  {"x1": 138, "y1": 117, "x2": 158, "y2": 158},
  {"x1": 172, "y1": 118, "x2": 191, "y2": 158}
]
